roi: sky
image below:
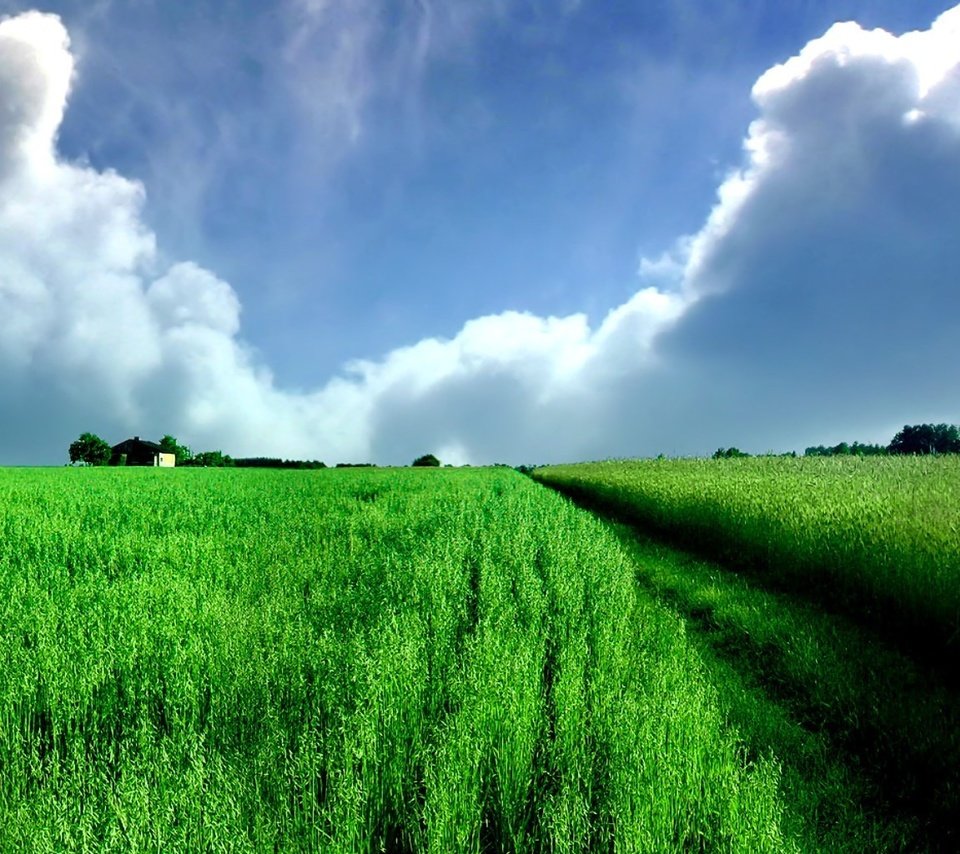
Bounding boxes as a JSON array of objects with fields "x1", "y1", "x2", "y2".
[{"x1": 0, "y1": 0, "x2": 957, "y2": 465}]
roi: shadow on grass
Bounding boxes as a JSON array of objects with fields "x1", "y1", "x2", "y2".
[
  {"x1": 545, "y1": 485, "x2": 960, "y2": 853},
  {"x1": 540, "y1": 479, "x2": 959, "y2": 689}
]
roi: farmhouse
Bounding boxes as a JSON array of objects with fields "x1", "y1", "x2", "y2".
[{"x1": 111, "y1": 437, "x2": 176, "y2": 467}]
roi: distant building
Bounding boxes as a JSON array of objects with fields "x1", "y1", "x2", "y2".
[{"x1": 111, "y1": 436, "x2": 176, "y2": 467}]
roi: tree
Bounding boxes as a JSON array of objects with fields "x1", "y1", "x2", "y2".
[
  {"x1": 412, "y1": 453, "x2": 441, "y2": 467},
  {"x1": 159, "y1": 434, "x2": 192, "y2": 464},
  {"x1": 889, "y1": 423, "x2": 960, "y2": 455},
  {"x1": 69, "y1": 432, "x2": 111, "y2": 466}
]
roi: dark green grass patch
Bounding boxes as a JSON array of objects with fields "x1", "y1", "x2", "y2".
[{"x1": 606, "y1": 521, "x2": 960, "y2": 851}]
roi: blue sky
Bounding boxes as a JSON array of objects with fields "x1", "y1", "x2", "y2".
[{"x1": 0, "y1": 1, "x2": 957, "y2": 463}]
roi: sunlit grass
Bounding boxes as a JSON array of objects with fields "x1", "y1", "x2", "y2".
[{"x1": 0, "y1": 467, "x2": 790, "y2": 851}]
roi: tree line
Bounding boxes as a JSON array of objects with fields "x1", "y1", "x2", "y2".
[
  {"x1": 69, "y1": 423, "x2": 960, "y2": 469},
  {"x1": 68, "y1": 433, "x2": 445, "y2": 469},
  {"x1": 67, "y1": 434, "x2": 323, "y2": 468},
  {"x1": 714, "y1": 423, "x2": 960, "y2": 459}
]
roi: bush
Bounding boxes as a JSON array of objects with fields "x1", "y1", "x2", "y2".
[{"x1": 412, "y1": 454, "x2": 441, "y2": 467}]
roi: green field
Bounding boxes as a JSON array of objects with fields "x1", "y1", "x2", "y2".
[
  {"x1": 534, "y1": 456, "x2": 960, "y2": 850},
  {"x1": 2, "y1": 461, "x2": 957, "y2": 851},
  {"x1": 534, "y1": 456, "x2": 960, "y2": 669},
  {"x1": 2, "y1": 467, "x2": 790, "y2": 852}
]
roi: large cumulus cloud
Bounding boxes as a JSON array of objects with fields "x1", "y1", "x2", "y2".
[
  {"x1": 366, "y1": 4, "x2": 960, "y2": 460},
  {"x1": 1, "y1": 6, "x2": 959, "y2": 464},
  {"x1": 647, "y1": 5, "x2": 960, "y2": 453},
  {"x1": 0, "y1": 12, "x2": 330, "y2": 462}
]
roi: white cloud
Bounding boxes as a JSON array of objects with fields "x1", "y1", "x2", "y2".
[
  {"x1": 147, "y1": 263, "x2": 241, "y2": 336},
  {"x1": 279, "y1": 0, "x2": 509, "y2": 157},
  {"x1": 0, "y1": 4, "x2": 688, "y2": 465},
  {"x1": 645, "y1": 3, "x2": 960, "y2": 452},
  {"x1": 1, "y1": 6, "x2": 960, "y2": 464},
  {"x1": 353, "y1": 2, "x2": 960, "y2": 461},
  {"x1": 0, "y1": 12, "x2": 325, "y2": 457},
  {"x1": 282, "y1": 0, "x2": 378, "y2": 147},
  {"x1": 0, "y1": 11, "x2": 71, "y2": 174}
]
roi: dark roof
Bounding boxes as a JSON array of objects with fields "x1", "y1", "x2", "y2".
[{"x1": 112, "y1": 436, "x2": 162, "y2": 453}]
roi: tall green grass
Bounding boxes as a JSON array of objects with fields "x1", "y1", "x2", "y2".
[
  {"x1": 603, "y1": 521, "x2": 960, "y2": 851},
  {"x1": 0, "y1": 467, "x2": 790, "y2": 851},
  {"x1": 534, "y1": 456, "x2": 960, "y2": 672}
]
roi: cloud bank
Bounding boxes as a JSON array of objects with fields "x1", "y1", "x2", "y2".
[{"x1": 0, "y1": 7, "x2": 959, "y2": 464}]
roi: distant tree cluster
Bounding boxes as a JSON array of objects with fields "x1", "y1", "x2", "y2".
[
  {"x1": 159, "y1": 434, "x2": 192, "y2": 464},
  {"x1": 234, "y1": 457, "x2": 327, "y2": 469},
  {"x1": 158, "y1": 436, "x2": 233, "y2": 467},
  {"x1": 803, "y1": 424, "x2": 960, "y2": 457},
  {"x1": 184, "y1": 450, "x2": 234, "y2": 467},
  {"x1": 706, "y1": 423, "x2": 960, "y2": 461},
  {"x1": 804, "y1": 441, "x2": 888, "y2": 457},
  {"x1": 888, "y1": 423, "x2": 960, "y2": 455},
  {"x1": 335, "y1": 462, "x2": 376, "y2": 468},
  {"x1": 713, "y1": 447, "x2": 750, "y2": 459}
]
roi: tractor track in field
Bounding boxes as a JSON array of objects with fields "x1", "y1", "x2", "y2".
[{"x1": 540, "y1": 480, "x2": 960, "y2": 853}]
